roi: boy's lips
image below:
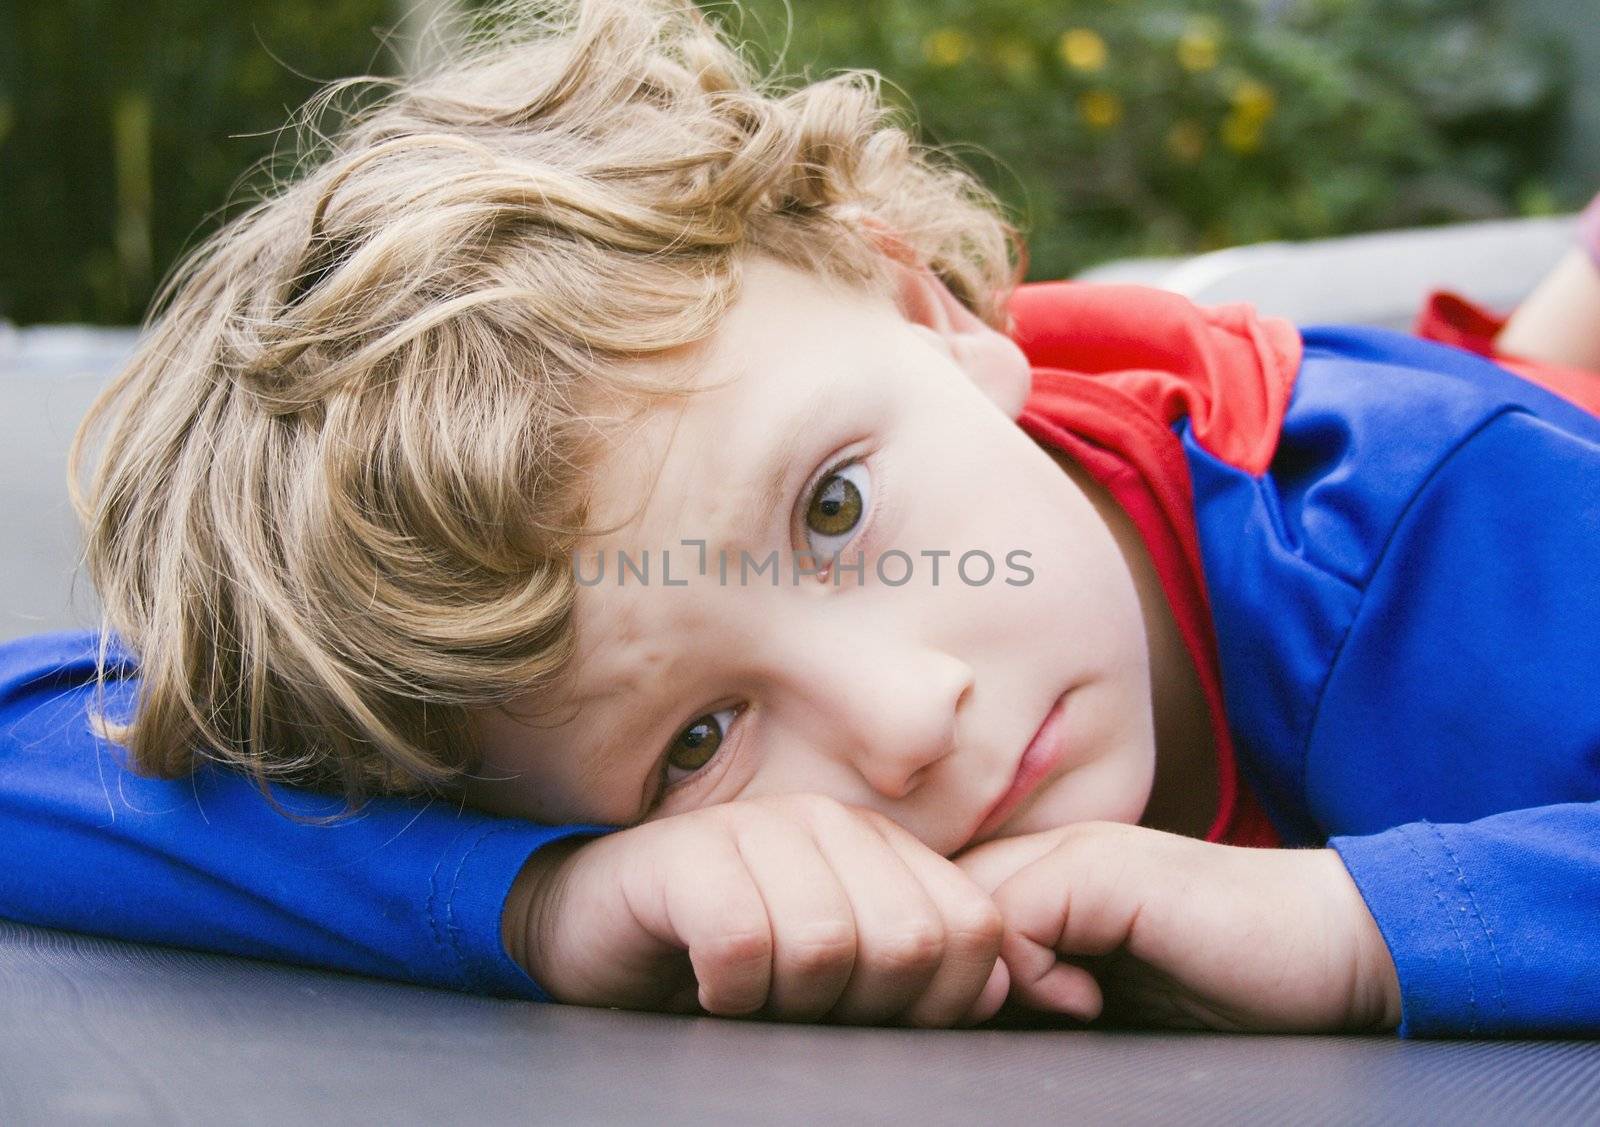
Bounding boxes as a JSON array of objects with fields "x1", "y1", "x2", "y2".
[{"x1": 970, "y1": 689, "x2": 1072, "y2": 845}]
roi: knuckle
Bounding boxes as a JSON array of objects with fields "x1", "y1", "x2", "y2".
[
  {"x1": 947, "y1": 899, "x2": 1005, "y2": 954},
  {"x1": 844, "y1": 804, "x2": 897, "y2": 833},
  {"x1": 782, "y1": 919, "x2": 857, "y2": 975},
  {"x1": 701, "y1": 925, "x2": 773, "y2": 972},
  {"x1": 707, "y1": 799, "x2": 759, "y2": 830},
  {"x1": 870, "y1": 923, "x2": 946, "y2": 973},
  {"x1": 792, "y1": 792, "x2": 851, "y2": 821}
]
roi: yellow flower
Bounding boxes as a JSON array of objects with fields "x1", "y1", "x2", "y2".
[
  {"x1": 1177, "y1": 21, "x2": 1221, "y2": 73},
  {"x1": 1230, "y1": 78, "x2": 1277, "y2": 124},
  {"x1": 1220, "y1": 110, "x2": 1265, "y2": 154},
  {"x1": 1166, "y1": 119, "x2": 1207, "y2": 163},
  {"x1": 1077, "y1": 89, "x2": 1123, "y2": 130},
  {"x1": 991, "y1": 36, "x2": 1038, "y2": 83},
  {"x1": 1059, "y1": 28, "x2": 1108, "y2": 73},
  {"x1": 923, "y1": 27, "x2": 974, "y2": 68}
]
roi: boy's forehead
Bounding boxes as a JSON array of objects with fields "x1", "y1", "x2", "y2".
[
  {"x1": 582, "y1": 298, "x2": 900, "y2": 554},
  {"x1": 545, "y1": 255, "x2": 913, "y2": 714}
]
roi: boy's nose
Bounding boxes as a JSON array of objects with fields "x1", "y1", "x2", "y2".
[{"x1": 819, "y1": 644, "x2": 975, "y2": 800}]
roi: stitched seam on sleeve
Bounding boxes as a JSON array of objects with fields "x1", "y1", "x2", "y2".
[
  {"x1": 426, "y1": 843, "x2": 454, "y2": 981},
  {"x1": 1428, "y1": 822, "x2": 1509, "y2": 1028},
  {"x1": 444, "y1": 824, "x2": 510, "y2": 990},
  {"x1": 1398, "y1": 822, "x2": 1479, "y2": 1034},
  {"x1": 1293, "y1": 407, "x2": 1520, "y2": 805}
]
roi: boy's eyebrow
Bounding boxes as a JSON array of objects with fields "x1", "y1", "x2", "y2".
[{"x1": 731, "y1": 386, "x2": 834, "y2": 553}]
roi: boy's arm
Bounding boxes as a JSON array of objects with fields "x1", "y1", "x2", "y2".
[
  {"x1": 1327, "y1": 802, "x2": 1600, "y2": 1038},
  {"x1": 952, "y1": 822, "x2": 1401, "y2": 1033},
  {"x1": 1307, "y1": 404, "x2": 1600, "y2": 1038},
  {"x1": 0, "y1": 630, "x2": 611, "y2": 998},
  {"x1": 950, "y1": 800, "x2": 1600, "y2": 1038},
  {"x1": 1494, "y1": 192, "x2": 1600, "y2": 371}
]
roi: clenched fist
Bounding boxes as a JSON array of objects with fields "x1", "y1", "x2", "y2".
[
  {"x1": 503, "y1": 794, "x2": 1011, "y2": 1027},
  {"x1": 952, "y1": 821, "x2": 1402, "y2": 1032}
]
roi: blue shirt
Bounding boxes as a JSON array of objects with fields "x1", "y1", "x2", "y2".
[{"x1": 1189, "y1": 324, "x2": 1600, "y2": 1037}]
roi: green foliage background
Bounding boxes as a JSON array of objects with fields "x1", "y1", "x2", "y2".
[
  {"x1": 1, "y1": 1, "x2": 398, "y2": 325},
  {"x1": 719, "y1": 0, "x2": 1575, "y2": 283},
  {"x1": 0, "y1": 0, "x2": 1581, "y2": 326}
]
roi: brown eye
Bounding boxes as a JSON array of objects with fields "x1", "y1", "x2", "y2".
[
  {"x1": 803, "y1": 461, "x2": 871, "y2": 561},
  {"x1": 663, "y1": 706, "x2": 737, "y2": 785},
  {"x1": 808, "y1": 472, "x2": 862, "y2": 536}
]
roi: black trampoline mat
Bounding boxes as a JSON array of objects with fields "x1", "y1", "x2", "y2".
[{"x1": 3, "y1": 920, "x2": 1598, "y2": 1125}]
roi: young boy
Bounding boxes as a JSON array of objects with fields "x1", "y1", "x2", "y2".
[{"x1": 2, "y1": 0, "x2": 1598, "y2": 1037}]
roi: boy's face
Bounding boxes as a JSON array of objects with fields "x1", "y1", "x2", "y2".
[{"x1": 467, "y1": 254, "x2": 1158, "y2": 856}]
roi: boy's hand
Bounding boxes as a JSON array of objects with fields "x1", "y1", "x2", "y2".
[
  {"x1": 504, "y1": 794, "x2": 1010, "y2": 1027},
  {"x1": 952, "y1": 822, "x2": 1401, "y2": 1033}
]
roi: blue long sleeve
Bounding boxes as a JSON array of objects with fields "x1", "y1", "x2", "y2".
[
  {"x1": 1311, "y1": 406, "x2": 1600, "y2": 1037},
  {"x1": 1187, "y1": 328, "x2": 1600, "y2": 1038},
  {"x1": 1330, "y1": 804, "x2": 1600, "y2": 1037},
  {"x1": 0, "y1": 629, "x2": 613, "y2": 999}
]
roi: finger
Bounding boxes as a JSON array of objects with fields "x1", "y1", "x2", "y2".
[
  {"x1": 731, "y1": 812, "x2": 858, "y2": 1021},
  {"x1": 956, "y1": 958, "x2": 1011, "y2": 1029},
  {"x1": 806, "y1": 806, "x2": 947, "y2": 1025},
  {"x1": 993, "y1": 839, "x2": 1138, "y2": 962},
  {"x1": 874, "y1": 823, "x2": 1007, "y2": 1029},
  {"x1": 1010, "y1": 953, "x2": 1104, "y2": 1022},
  {"x1": 647, "y1": 830, "x2": 774, "y2": 1017},
  {"x1": 991, "y1": 904, "x2": 1081, "y2": 1019},
  {"x1": 987, "y1": 842, "x2": 1132, "y2": 1021},
  {"x1": 990, "y1": 899, "x2": 1106, "y2": 1023}
]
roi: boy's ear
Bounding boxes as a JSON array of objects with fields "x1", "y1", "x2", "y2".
[{"x1": 860, "y1": 217, "x2": 1033, "y2": 420}]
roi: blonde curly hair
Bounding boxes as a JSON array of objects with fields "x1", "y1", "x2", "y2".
[{"x1": 70, "y1": 0, "x2": 1026, "y2": 802}]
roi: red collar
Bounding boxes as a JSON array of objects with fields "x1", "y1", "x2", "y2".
[{"x1": 1004, "y1": 281, "x2": 1300, "y2": 846}]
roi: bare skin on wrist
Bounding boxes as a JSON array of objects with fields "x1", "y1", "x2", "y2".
[{"x1": 503, "y1": 836, "x2": 590, "y2": 992}]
